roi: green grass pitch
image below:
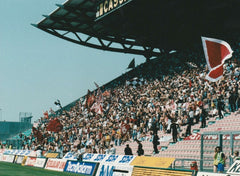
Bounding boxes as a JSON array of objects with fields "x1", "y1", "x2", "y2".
[{"x1": 0, "y1": 162, "x2": 82, "y2": 176}]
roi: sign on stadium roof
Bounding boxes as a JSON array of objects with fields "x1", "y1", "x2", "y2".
[{"x1": 96, "y1": 0, "x2": 132, "y2": 20}]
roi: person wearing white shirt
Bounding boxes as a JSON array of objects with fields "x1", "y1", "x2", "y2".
[{"x1": 109, "y1": 144, "x2": 116, "y2": 155}]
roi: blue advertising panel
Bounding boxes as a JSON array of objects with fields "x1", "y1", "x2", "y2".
[
  {"x1": 105, "y1": 155, "x2": 119, "y2": 163},
  {"x1": 118, "y1": 155, "x2": 134, "y2": 164},
  {"x1": 93, "y1": 154, "x2": 106, "y2": 162},
  {"x1": 63, "y1": 152, "x2": 77, "y2": 160},
  {"x1": 96, "y1": 164, "x2": 133, "y2": 176},
  {"x1": 64, "y1": 161, "x2": 97, "y2": 176},
  {"x1": 83, "y1": 153, "x2": 94, "y2": 161}
]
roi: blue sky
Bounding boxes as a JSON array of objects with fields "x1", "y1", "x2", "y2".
[{"x1": 0, "y1": 0, "x2": 145, "y2": 122}]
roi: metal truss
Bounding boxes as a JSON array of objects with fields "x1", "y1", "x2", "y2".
[{"x1": 35, "y1": 26, "x2": 162, "y2": 58}]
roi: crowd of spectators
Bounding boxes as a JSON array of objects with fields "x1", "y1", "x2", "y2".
[{"x1": 3, "y1": 42, "x2": 240, "y2": 157}]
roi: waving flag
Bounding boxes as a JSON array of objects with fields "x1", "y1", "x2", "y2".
[
  {"x1": 94, "y1": 82, "x2": 103, "y2": 103},
  {"x1": 46, "y1": 118, "x2": 63, "y2": 132},
  {"x1": 121, "y1": 123, "x2": 130, "y2": 135},
  {"x1": 90, "y1": 102, "x2": 103, "y2": 114},
  {"x1": 201, "y1": 37, "x2": 233, "y2": 82},
  {"x1": 90, "y1": 82, "x2": 103, "y2": 114},
  {"x1": 85, "y1": 89, "x2": 95, "y2": 110},
  {"x1": 32, "y1": 127, "x2": 43, "y2": 143}
]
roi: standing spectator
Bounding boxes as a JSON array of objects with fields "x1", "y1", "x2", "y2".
[
  {"x1": 200, "y1": 106, "x2": 207, "y2": 128},
  {"x1": 194, "y1": 105, "x2": 201, "y2": 124},
  {"x1": 152, "y1": 133, "x2": 159, "y2": 154},
  {"x1": 136, "y1": 140, "x2": 144, "y2": 156},
  {"x1": 185, "y1": 112, "x2": 193, "y2": 137},
  {"x1": 213, "y1": 146, "x2": 226, "y2": 173},
  {"x1": 229, "y1": 91, "x2": 236, "y2": 112},
  {"x1": 109, "y1": 144, "x2": 116, "y2": 154},
  {"x1": 170, "y1": 119, "x2": 179, "y2": 143},
  {"x1": 124, "y1": 144, "x2": 133, "y2": 155},
  {"x1": 217, "y1": 96, "x2": 224, "y2": 119}
]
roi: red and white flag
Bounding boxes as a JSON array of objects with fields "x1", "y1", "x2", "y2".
[
  {"x1": 94, "y1": 82, "x2": 103, "y2": 104},
  {"x1": 90, "y1": 102, "x2": 103, "y2": 114},
  {"x1": 201, "y1": 37, "x2": 233, "y2": 82}
]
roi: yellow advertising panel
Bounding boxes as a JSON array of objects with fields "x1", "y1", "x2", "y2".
[
  {"x1": 132, "y1": 167, "x2": 193, "y2": 176},
  {"x1": 45, "y1": 152, "x2": 59, "y2": 158},
  {"x1": 130, "y1": 156, "x2": 175, "y2": 168}
]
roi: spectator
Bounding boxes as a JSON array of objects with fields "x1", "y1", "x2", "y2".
[
  {"x1": 22, "y1": 49, "x2": 239, "y2": 158},
  {"x1": 217, "y1": 96, "x2": 224, "y2": 119},
  {"x1": 230, "y1": 150, "x2": 240, "y2": 163},
  {"x1": 170, "y1": 119, "x2": 179, "y2": 143},
  {"x1": 36, "y1": 145, "x2": 42, "y2": 158},
  {"x1": 152, "y1": 133, "x2": 159, "y2": 154},
  {"x1": 109, "y1": 144, "x2": 116, "y2": 154},
  {"x1": 124, "y1": 144, "x2": 133, "y2": 155},
  {"x1": 213, "y1": 146, "x2": 226, "y2": 173},
  {"x1": 200, "y1": 106, "x2": 207, "y2": 128},
  {"x1": 136, "y1": 140, "x2": 144, "y2": 156}
]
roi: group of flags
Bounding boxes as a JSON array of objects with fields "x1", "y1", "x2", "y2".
[{"x1": 41, "y1": 37, "x2": 234, "y2": 134}]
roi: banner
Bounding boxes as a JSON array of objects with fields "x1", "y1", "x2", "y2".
[
  {"x1": 0, "y1": 154, "x2": 15, "y2": 163},
  {"x1": 25, "y1": 157, "x2": 37, "y2": 167},
  {"x1": 45, "y1": 152, "x2": 59, "y2": 158},
  {"x1": 15, "y1": 155, "x2": 24, "y2": 164},
  {"x1": 96, "y1": 164, "x2": 133, "y2": 176},
  {"x1": 63, "y1": 152, "x2": 78, "y2": 161},
  {"x1": 184, "y1": 133, "x2": 201, "y2": 140},
  {"x1": 45, "y1": 158, "x2": 67, "y2": 172},
  {"x1": 64, "y1": 161, "x2": 98, "y2": 176},
  {"x1": 34, "y1": 158, "x2": 47, "y2": 168},
  {"x1": 132, "y1": 167, "x2": 193, "y2": 176},
  {"x1": 83, "y1": 154, "x2": 107, "y2": 163},
  {"x1": 3, "y1": 149, "x2": 34, "y2": 156},
  {"x1": 83, "y1": 154, "x2": 135, "y2": 164},
  {"x1": 130, "y1": 156, "x2": 175, "y2": 168}
]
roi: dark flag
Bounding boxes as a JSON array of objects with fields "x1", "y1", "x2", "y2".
[
  {"x1": 84, "y1": 89, "x2": 95, "y2": 110},
  {"x1": 32, "y1": 127, "x2": 43, "y2": 143},
  {"x1": 46, "y1": 118, "x2": 63, "y2": 132},
  {"x1": 94, "y1": 82, "x2": 103, "y2": 103},
  {"x1": 127, "y1": 58, "x2": 135, "y2": 69}
]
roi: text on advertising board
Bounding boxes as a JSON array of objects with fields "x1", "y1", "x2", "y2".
[
  {"x1": 45, "y1": 158, "x2": 67, "y2": 171},
  {"x1": 64, "y1": 161, "x2": 97, "y2": 175},
  {"x1": 97, "y1": 164, "x2": 133, "y2": 176},
  {"x1": 96, "y1": 0, "x2": 129, "y2": 19},
  {"x1": 227, "y1": 160, "x2": 240, "y2": 175},
  {"x1": 98, "y1": 164, "x2": 114, "y2": 176}
]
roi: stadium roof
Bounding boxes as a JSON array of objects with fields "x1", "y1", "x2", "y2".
[{"x1": 34, "y1": 0, "x2": 240, "y2": 58}]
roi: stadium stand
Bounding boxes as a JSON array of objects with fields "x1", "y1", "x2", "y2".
[
  {"x1": 1, "y1": 45, "x2": 239, "y2": 173},
  {"x1": 1, "y1": 1, "x2": 240, "y2": 174}
]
